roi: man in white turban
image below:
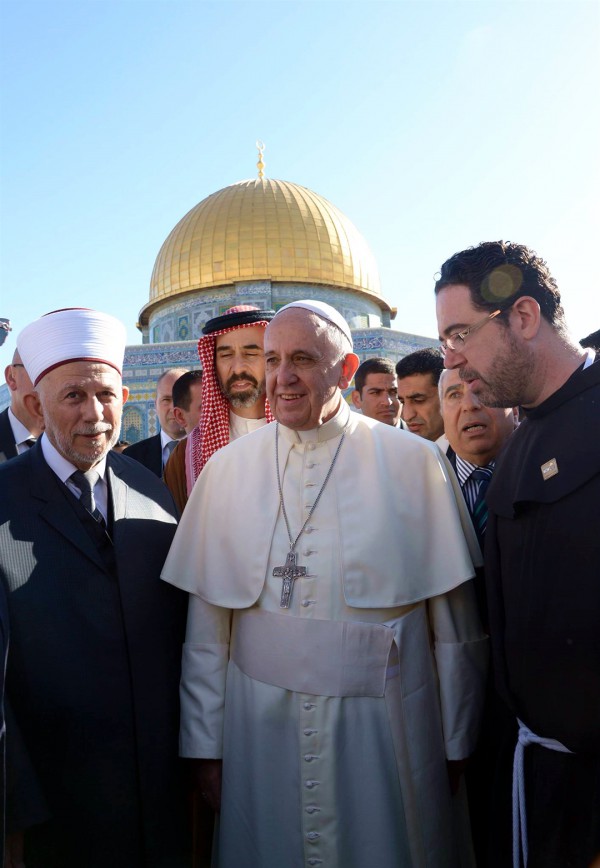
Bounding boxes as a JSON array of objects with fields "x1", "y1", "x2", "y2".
[
  {"x1": 0, "y1": 308, "x2": 190, "y2": 867},
  {"x1": 162, "y1": 300, "x2": 488, "y2": 868}
]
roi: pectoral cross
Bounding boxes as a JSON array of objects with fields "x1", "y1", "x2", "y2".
[{"x1": 273, "y1": 551, "x2": 307, "y2": 609}]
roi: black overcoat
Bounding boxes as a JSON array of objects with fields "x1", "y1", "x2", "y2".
[
  {"x1": 0, "y1": 444, "x2": 190, "y2": 867},
  {"x1": 0, "y1": 408, "x2": 18, "y2": 463},
  {"x1": 123, "y1": 433, "x2": 163, "y2": 477},
  {"x1": 486, "y1": 356, "x2": 600, "y2": 867}
]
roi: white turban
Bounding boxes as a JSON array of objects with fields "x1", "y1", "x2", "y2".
[
  {"x1": 17, "y1": 308, "x2": 127, "y2": 386},
  {"x1": 274, "y1": 300, "x2": 353, "y2": 349}
]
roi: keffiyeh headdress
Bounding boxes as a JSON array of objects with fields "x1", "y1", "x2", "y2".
[{"x1": 187, "y1": 306, "x2": 275, "y2": 488}]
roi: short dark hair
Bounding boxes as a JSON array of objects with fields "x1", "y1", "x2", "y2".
[
  {"x1": 580, "y1": 329, "x2": 600, "y2": 352},
  {"x1": 353, "y1": 357, "x2": 396, "y2": 395},
  {"x1": 172, "y1": 370, "x2": 203, "y2": 411},
  {"x1": 434, "y1": 240, "x2": 566, "y2": 331},
  {"x1": 395, "y1": 348, "x2": 444, "y2": 386}
]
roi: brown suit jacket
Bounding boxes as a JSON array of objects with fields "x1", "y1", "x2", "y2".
[{"x1": 163, "y1": 437, "x2": 188, "y2": 515}]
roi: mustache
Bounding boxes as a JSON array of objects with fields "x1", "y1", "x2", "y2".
[
  {"x1": 226, "y1": 373, "x2": 259, "y2": 389},
  {"x1": 74, "y1": 424, "x2": 113, "y2": 436}
]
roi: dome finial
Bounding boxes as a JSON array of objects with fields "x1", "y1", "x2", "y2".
[{"x1": 256, "y1": 140, "x2": 265, "y2": 179}]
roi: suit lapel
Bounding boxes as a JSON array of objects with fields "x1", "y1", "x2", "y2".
[
  {"x1": 30, "y1": 445, "x2": 110, "y2": 572},
  {"x1": 106, "y1": 453, "x2": 128, "y2": 522},
  {"x1": 152, "y1": 434, "x2": 163, "y2": 477},
  {"x1": 0, "y1": 410, "x2": 18, "y2": 462}
]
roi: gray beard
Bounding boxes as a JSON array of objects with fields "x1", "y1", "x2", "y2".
[
  {"x1": 46, "y1": 423, "x2": 119, "y2": 467},
  {"x1": 222, "y1": 382, "x2": 265, "y2": 409}
]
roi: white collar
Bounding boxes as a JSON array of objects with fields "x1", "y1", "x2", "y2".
[
  {"x1": 229, "y1": 411, "x2": 268, "y2": 439},
  {"x1": 454, "y1": 454, "x2": 495, "y2": 487},
  {"x1": 160, "y1": 429, "x2": 177, "y2": 449},
  {"x1": 41, "y1": 433, "x2": 107, "y2": 485},
  {"x1": 280, "y1": 398, "x2": 350, "y2": 446},
  {"x1": 582, "y1": 347, "x2": 596, "y2": 370}
]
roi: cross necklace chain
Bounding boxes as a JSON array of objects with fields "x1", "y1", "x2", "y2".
[{"x1": 273, "y1": 421, "x2": 347, "y2": 608}]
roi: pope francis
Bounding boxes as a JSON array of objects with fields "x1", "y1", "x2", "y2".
[{"x1": 161, "y1": 300, "x2": 488, "y2": 868}]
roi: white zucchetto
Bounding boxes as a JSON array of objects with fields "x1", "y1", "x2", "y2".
[{"x1": 274, "y1": 300, "x2": 353, "y2": 349}]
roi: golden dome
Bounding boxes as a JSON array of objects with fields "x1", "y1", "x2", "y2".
[{"x1": 140, "y1": 178, "x2": 386, "y2": 327}]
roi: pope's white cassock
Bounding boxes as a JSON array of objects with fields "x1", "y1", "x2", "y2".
[{"x1": 162, "y1": 400, "x2": 488, "y2": 868}]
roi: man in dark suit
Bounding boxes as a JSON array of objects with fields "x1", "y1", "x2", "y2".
[
  {"x1": 124, "y1": 368, "x2": 188, "y2": 476},
  {"x1": 0, "y1": 580, "x2": 7, "y2": 859},
  {"x1": 0, "y1": 309, "x2": 190, "y2": 868},
  {"x1": 163, "y1": 370, "x2": 203, "y2": 515},
  {"x1": 0, "y1": 350, "x2": 43, "y2": 463},
  {"x1": 350, "y1": 357, "x2": 404, "y2": 427},
  {"x1": 395, "y1": 347, "x2": 445, "y2": 440},
  {"x1": 438, "y1": 366, "x2": 518, "y2": 557},
  {"x1": 438, "y1": 366, "x2": 518, "y2": 861}
]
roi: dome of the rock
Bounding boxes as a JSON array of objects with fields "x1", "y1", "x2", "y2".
[{"x1": 138, "y1": 177, "x2": 389, "y2": 329}]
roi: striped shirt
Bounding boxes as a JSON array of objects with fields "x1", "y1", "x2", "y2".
[{"x1": 454, "y1": 455, "x2": 495, "y2": 515}]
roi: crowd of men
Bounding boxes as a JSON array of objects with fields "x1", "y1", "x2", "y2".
[{"x1": 0, "y1": 240, "x2": 598, "y2": 868}]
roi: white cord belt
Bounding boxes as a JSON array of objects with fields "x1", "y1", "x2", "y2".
[{"x1": 512, "y1": 718, "x2": 573, "y2": 868}]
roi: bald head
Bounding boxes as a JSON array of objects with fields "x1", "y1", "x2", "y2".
[
  {"x1": 155, "y1": 368, "x2": 188, "y2": 439},
  {"x1": 4, "y1": 350, "x2": 43, "y2": 437}
]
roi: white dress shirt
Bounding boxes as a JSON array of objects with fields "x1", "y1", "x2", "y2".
[
  {"x1": 8, "y1": 407, "x2": 36, "y2": 454},
  {"x1": 41, "y1": 434, "x2": 109, "y2": 522}
]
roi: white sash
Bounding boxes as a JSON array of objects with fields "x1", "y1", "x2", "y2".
[{"x1": 230, "y1": 608, "x2": 399, "y2": 697}]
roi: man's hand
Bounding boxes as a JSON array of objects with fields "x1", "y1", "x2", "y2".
[{"x1": 192, "y1": 758, "x2": 223, "y2": 814}]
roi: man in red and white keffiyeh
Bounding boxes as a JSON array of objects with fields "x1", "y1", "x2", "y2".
[{"x1": 184, "y1": 305, "x2": 275, "y2": 499}]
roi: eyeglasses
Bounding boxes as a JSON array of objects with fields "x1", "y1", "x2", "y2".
[{"x1": 439, "y1": 309, "x2": 502, "y2": 356}]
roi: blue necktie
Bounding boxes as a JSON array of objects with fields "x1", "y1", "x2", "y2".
[
  {"x1": 163, "y1": 439, "x2": 177, "y2": 468},
  {"x1": 71, "y1": 469, "x2": 105, "y2": 525},
  {"x1": 469, "y1": 466, "x2": 493, "y2": 548}
]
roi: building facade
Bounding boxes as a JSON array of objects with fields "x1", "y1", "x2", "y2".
[{"x1": 1, "y1": 174, "x2": 438, "y2": 435}]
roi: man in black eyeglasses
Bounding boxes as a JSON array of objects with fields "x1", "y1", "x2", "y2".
[{"x1": 435, "y1": 240, "x2": 600, "y2": 868}]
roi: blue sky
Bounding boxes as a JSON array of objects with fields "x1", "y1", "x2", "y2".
[{"x1": 1, "y1": 0, "x2": 598, "y2": 363}]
